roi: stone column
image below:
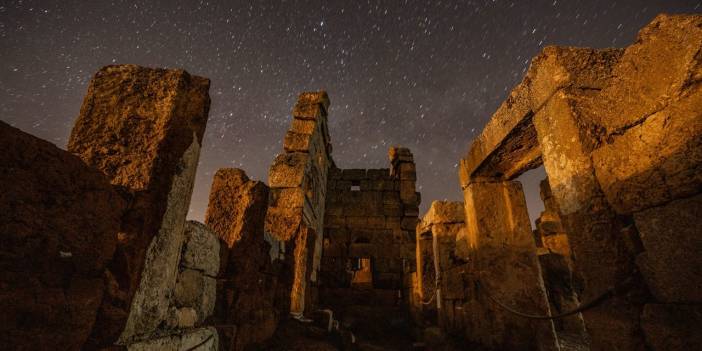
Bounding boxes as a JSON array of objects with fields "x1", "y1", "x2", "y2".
[
  {"x1": 461, "y1": 180, "x2": 559, "y2": 351},
  {"x1": 533, "y1": 91, "x2": 647, "y2": 351},
  {"x1": 67, "y1": 64, "x2": 210, "y2": 346}
]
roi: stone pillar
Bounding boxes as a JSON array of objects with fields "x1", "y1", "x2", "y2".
[
  {"x1": 534, "y1": 92, "x2": 646, "y2": 351},
  {"x1": 427, "y1": 201, "x2": 465, "y2": 333},
  {"x1": 291, "y1": 225, "x2": 317, "y2": 314},
  {"x1": 461, "y1": 180, "x2": 559, "y2": 351},
  {"x1": 265, "y1": 91, "x2": 331, "y2": 316},
  {"x1": 204, "y1": 168, "x2": 278, "y2": 350},
  {"x1": 67, "y1": 64, "x2": 210, "y2": 346}
]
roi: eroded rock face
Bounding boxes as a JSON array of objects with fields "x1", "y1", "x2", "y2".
[
  {"x1": 0, "y1": 121, "x2": 126, "y2": 350},
  {"x1": 205, "y1": 168, "x2": 278, "y2": 350},
  {"x1": 67, "y1": 64, "x2": 210, "y2": 347}
]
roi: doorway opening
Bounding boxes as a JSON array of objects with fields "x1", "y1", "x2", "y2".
[{"x1": 351, "y1": 257, "x2": 373, "y2": 289}]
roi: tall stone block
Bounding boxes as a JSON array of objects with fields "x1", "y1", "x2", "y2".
[
  {"x1": 265, "y1": 91, "x2": 331, "y2": 316},
  {"x1": 67, "y1": 64, "x2": 210, "y2": 346},
  {"x1": 205, "y1": 169, "x2": 278, "y2": 350},
  {"x1": 0, "y1": 122, "x2": 126, "y2": 350},
  {"x1": 534, "y1": 92, "x2": 646, "y2": 351},
  {"x1": 462, "y1": 180, "x2": 558, "y2": 351}
]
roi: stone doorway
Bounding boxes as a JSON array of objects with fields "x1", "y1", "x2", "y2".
[{"x1": 350, "y1": 257, "x2": 373, "y2": 289}]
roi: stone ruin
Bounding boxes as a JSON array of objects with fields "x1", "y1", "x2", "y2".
[
  {"x1": 451, "y1": 13, "x2": 702, "y2": 351},
  {"x1": 0, "y1": 12, "x2": 700, "y2": 351}
]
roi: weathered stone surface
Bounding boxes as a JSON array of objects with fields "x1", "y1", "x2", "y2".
[
  {"x1": 126, "y1": 327, "x2": 218, "y2": 351},
  {"x1": 268, "y1": 152, "x2": 309, "y2": 187},
  {"x1": 535, "y1": 91, "x2": 646, "y2": 350},
  {"x1": 119, "y1": 127, "x2": 203, "y2": 344},
  {"x1": 538, "y1": 253, "x2": 587, "y2": 336},
  {"x1": 462, "y1": 180, "x2": 558, "y2": 351},
  {"x1": 457, "y1": 14, "x2": 701, "y2": 351},
  {"x1": 422, "y1": 201, "x2": 465, "y2": 225},
  {"x1": 640, "y1": 304, "x2": 702, "y2": 351},
  {"x1": 0, "y1": 121, "x2": 125, "y2": 350},
  {"x1": 454, "y1": 227, "x2": 471, "y2": 261},
  {"x1": 460, "y1": 47, "x2": 622, "y2": 184},
  {"x1": 400, "y1": 180, "x2": 418, "y2": 203},
  {"x1": 585, "y1": 15, "x2": 702, "y2": 214},
  {"x1": 290, "y1": 118, "x2": 317, "y2": 135},
  {"x1": 265, "y1": 187, "x2": 305, "y2": 241},
  {"x1": 342, "y1": 168, "x2": 366, "y2": 180},
  {"x1": 205, "y1": 168, "x2": 278, "y2": 350},
  {"x1": 592, "y1": 88, "x2": 702, "y2": 214},
  {"x1": 283, "y1": 131, "x2": 312, "y2": 152},
  {"x1": 634, "y1": 194, "x2": 702, "y2": 303},
  {"x1": 320, "y1": 148, "x2": 419, "y2": 344},
  {"x1": 290, "y1": 225, "x2": 317, "y2": 314},
  {"x1": 174, "y1": 269, "x2": 216, "y2": 325},
  {"x1": 67, "y1": 64, "x2": 210, "y2": 347},
  {"x1": 266, "y1": 92, "x2": 333, "y2": 316},
  {"x1": 293, "y1": 91, "x2": 329, "y2": 119},
  {"x1": 181, "y1": 221, "x2": 220, "y2": 277}
]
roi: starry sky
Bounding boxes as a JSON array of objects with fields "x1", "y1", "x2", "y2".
[{"x1": 1, "y1": 0, "x2": 699, "y2": 224}]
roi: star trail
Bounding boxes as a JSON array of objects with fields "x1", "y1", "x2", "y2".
[{"x1": 1, "y1": 0, "x2": 698, "y2": 221}]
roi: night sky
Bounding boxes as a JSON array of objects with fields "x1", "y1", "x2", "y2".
[{"x1": 1, "y1": 0, "x2": 699, "y2": 224}]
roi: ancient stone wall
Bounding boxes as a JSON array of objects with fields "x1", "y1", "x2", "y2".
[
  {"x1": 320, "y1": 148, "x2": 418, "y2": 289},
  {"x1": 317, "y1": 147, "x2": 419, "y2": 343},
  {"x1": 265, "y1": 91, "x2": 333, "y2": 316}
]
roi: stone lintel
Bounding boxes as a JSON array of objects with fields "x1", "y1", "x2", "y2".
[{"x1": 460, "y1": 46, "x2": 623, "y2": 185}]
